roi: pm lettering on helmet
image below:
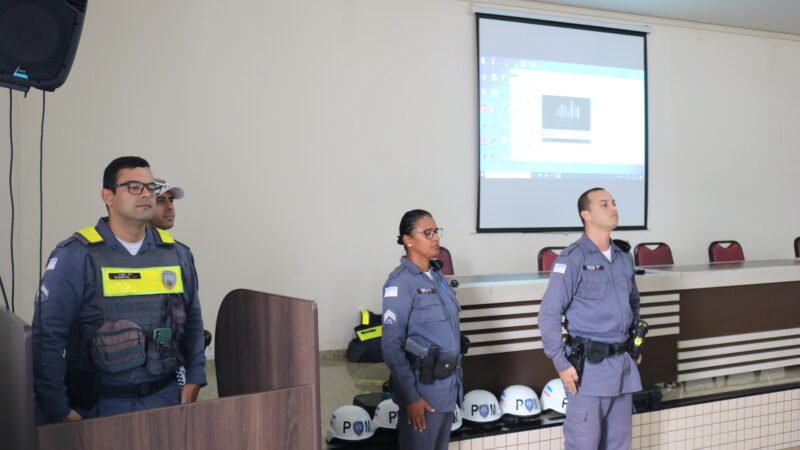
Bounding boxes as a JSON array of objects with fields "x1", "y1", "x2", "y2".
[
  {"x1": 389, "y1": 410, "x2": 398, "y2": 424},
  {"x1": 516, "y1": 398, "x2": 536, "y2": 412},
  {"x1": 162, "y1": 270, "x2": 177, "y2": 289},
  {"x1": 472, "y1": 404, "x2": 496, "y2": 418},
  {"x1": 343, "y1": 420, "x2": 370, "y2": 436}
]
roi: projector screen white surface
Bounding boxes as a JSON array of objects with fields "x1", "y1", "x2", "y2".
[{"x1": 477, "y1": 14, "x2": 648, "y2": 232}]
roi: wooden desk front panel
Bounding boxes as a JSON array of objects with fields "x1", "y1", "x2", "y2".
[
  {"x1": 38, "y1": 386, "x2": 316, "y2": 450},
  {"x1": 461, "y1": 291, "x2": 680, "y2": 394},
  {"x1": 677, "y1": 281, "x2": 800, "y2": 381}
]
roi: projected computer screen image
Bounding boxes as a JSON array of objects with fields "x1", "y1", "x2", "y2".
[{"x1": 477, "y1": 14, "x2": 648, "y2": 232}]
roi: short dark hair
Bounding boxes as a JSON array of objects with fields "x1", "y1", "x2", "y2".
[
  {"x1": 397, "y1": 209, "x2": 432, "y2": 246},
  {"x1": 577, "y1": 187, "x2": 606, "y2": 225},
  {"x1": 103, "y1": 156, "x2": 150, "y2": 192}
]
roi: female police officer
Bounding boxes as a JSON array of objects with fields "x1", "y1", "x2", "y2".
[{"x1": 381, "y1": 209, "x2": 463, "y2": 450}]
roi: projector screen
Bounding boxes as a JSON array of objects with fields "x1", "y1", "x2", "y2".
[{"x1": 477, "y1": 13, "x2": 648, "y2": 232}]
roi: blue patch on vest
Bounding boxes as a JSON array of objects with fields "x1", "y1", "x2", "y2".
[{"x1": 162, "y1": 270, "x2": 177, "y2": 289}]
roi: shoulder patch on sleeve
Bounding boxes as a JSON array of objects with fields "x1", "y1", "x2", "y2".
[
  {"x1": 383, "y1": 310, "x2": 397, "y2": 325},
  {"x1": 384, "y1": 286, "x2": 398, "y2": 298},
  {"x1": 553, "y1": 263, "x2": 567, "y2": 274},
  {"x1": 36, "y1": 283, "x2": 49, "y2": 302}
]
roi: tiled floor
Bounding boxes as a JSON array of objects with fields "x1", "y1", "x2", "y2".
[
  {"x1": 319, "y1": 356, "x2": 391, "y2": 430},
  {"x1": 443, "y1": 389, "x2": 800, "y2": 450},
  {"x1": 197, "y1": 358, "x2": 800, "y2": 448}
]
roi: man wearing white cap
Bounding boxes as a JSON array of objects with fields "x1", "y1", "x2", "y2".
[
  {"x1": 152, "y1": 178, "x2": 185, "y2": 230},
  {"x1": 152, "y1": 178, "x2": 194, "y2": 390}
]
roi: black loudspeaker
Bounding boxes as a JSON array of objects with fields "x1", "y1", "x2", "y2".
[{"x1": 0, "y1": 0, "x2": 88, "y2": 92}]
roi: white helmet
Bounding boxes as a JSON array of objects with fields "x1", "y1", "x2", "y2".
[
  {"x1": 325, "y1": 405, "x2": 375, "y2": 442},
  {"x1": 500, "y1": 385, "x2": 542, "y2": 417},
  {"x1": 460, "y1": 389, "x2": 502, "y2": 423},
  {"x1": 451, "y1": 407, "x2": 463, "y2": 431},
  {"x1": 541, "y1": 379, "x2": 568, "y2": 414},
  {"x1": 372, "y1": 398, "x2": 400, "y2": 430}
]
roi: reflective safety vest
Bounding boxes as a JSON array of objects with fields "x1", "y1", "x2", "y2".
[
  {"x1": 71, "y1": 225, "x2": 188, "y2": 385},
  {"x1": 356, "y1": 309, "x2": 382, "y2": 341}
]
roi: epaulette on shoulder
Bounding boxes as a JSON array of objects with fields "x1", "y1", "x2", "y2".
[
  {"x1": 57, "y1": 235, "x2": 86, "y2": 249},
  {"x1": 387, "y1": 264, "x2": 406, "y2": 280},
  {"x1": 560, "y1": 242, "x2": 580, "y2": 257},
  {"x1": 152, "y1": 227, "x2": 176, "y2": 247},
  {"x1": 613, "y1": 239, "x2": 632, "y2": 253},
  {"x1": 71, "y1": 226, "x2": 104, "y2": 246}
]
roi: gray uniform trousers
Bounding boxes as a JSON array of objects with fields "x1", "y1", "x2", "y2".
[
  {"x1": 564, "y1": 390, "x2": 633, "y2": 450},
  {"x1": 397, "y1": 408, "x2": 454, "y2": 450}
]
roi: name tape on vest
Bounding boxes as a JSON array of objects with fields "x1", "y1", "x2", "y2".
[{"x1": 101, "y1": 266, "x2": 185, "y2": 297}]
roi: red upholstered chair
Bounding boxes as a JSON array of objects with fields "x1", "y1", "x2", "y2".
[
  {"x1": 708, "y1": 240, "x2": 745, "y2": 263},
  {"x1": 436, "y1": 246, "x2": 454, "y2": 275},
  {"x1": 538, "y1": 247, "x2": 566, "y2": 272},
  {"x1": 634, "y1": 242, "x2": 674, "y2": 267},
  {"x1": 795, "y1": 237, "x2": 800, "y2": 258}
]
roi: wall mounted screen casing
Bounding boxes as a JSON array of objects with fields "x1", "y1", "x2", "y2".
[{"x1": 477, "y1": 13, "x2": 648, "y2": 232}]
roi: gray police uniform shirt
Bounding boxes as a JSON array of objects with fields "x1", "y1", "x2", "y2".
[
  {"x1": 538, "y1": 234, "x2": 642, "y2": 397},
  {"x1": 381, "y1": 256, "x2": 463, "y2": 412},
  {"x1": 32, "y1": 218, "x2": 207, "y2": 423}
]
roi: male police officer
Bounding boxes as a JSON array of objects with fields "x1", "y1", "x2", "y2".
[
  {"x1": 538, "y1": 188, "x2": 642, "y2": 449},
  {"x1": 150, "y1": 179, "x2": 194, "y2": 388},
  {"x1": 151, "y1": 179, "x2": 184, "y2": 230},
  {"x1": 33, "y1": 156, "x2": 206, "y2": 423}
]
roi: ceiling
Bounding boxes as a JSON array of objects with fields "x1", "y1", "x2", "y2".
[{"x1": 534, "y1": 0, "x2": 800, "y2": 35}]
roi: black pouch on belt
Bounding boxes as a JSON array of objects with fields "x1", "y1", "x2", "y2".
[
  {"x1": 433, "y1": 354, "x2": 460, "y2": 379},
  {"x1": 585, "y1": 341, "x2": 611, "y2": 363}
]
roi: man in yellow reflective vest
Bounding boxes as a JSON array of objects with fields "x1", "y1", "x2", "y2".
[{"x1": 32, "y1": 156, "x2": 207, "y2": 423}]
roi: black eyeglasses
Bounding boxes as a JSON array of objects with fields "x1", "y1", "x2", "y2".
[
  {"x1": 112, "y1": 181, "x2": 159, "y2": 195},
  {"x1": 414, "y1": 228, "x2": 443, "y2": 239}
]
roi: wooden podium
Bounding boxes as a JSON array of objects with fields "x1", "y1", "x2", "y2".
[{"x1": 1, "y1": 289, "x2": 321, "y2": 450}]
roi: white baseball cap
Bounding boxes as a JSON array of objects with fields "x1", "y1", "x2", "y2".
[{"x1": 155, "y1": 178, "x2": 185, "y2": 199}]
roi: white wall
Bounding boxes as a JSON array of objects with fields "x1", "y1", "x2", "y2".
[{"x1": 3, "y1": 0, "x2": 800, "y2": 351}]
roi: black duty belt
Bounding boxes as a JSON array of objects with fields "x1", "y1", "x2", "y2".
[
  {"x1": 97, "y1": 376, "x2": 174, "y2": 399},
  {"x1": 567, "y1": 335, "x2": 629, "y2": 362}
]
